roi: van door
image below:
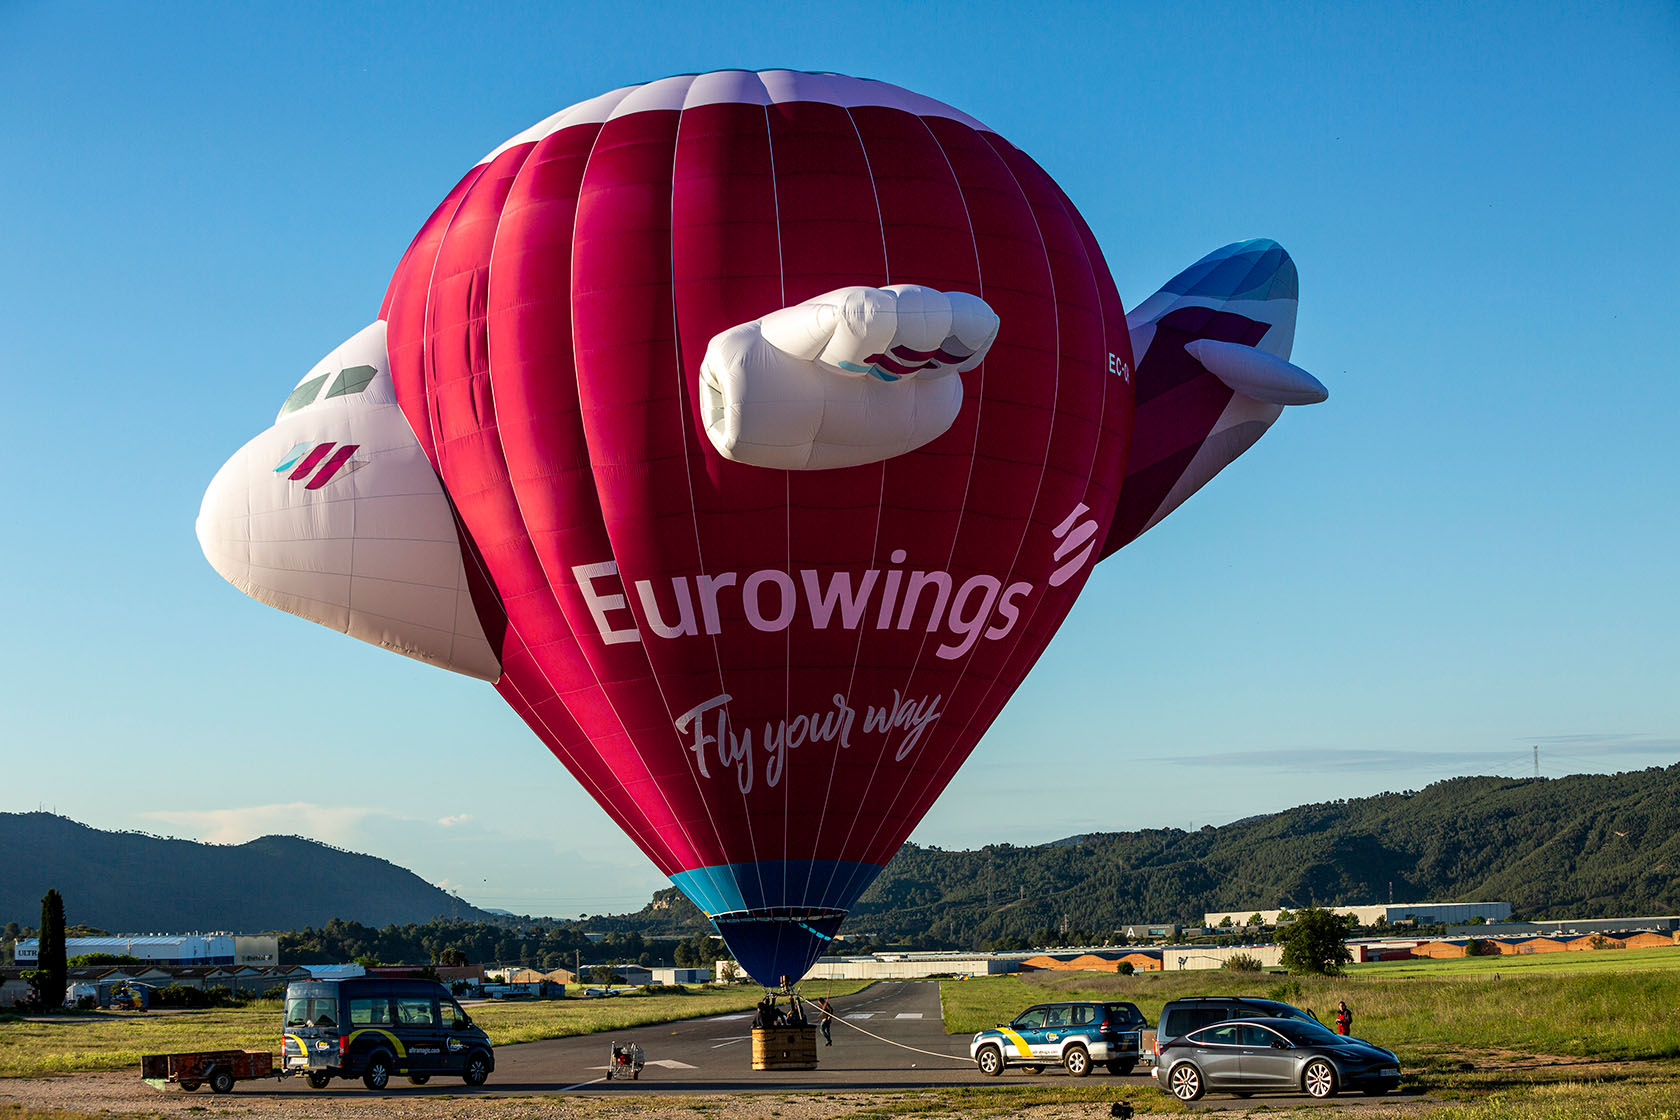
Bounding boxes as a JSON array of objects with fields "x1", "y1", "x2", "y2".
[
  {"x1": 441, "y1": 998, "x2": 474, "y2": 1072},
  {"x1": 393, "y1": 992, "x2": 444, "y2": 1073}
]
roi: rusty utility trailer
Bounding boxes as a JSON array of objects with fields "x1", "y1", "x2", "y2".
[{"x1": 142, "y1": 1049, "x2": 275, "y2": 1093}]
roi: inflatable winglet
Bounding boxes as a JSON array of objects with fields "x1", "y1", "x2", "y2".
[{"x1": 1099, "y1": 239, "x2": 1325, "y2": 558}]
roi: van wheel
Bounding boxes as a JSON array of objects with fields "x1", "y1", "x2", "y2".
[
  {"x1": 209, "y1": 1068, "x2": 235, "y2": 1094},
  {"x1": 306, "y1": 1072, "x2": 332, "y2": 1089},
  {"x1": 1064, "y1": 1045, "x2": 1091, "y2": 1077},
  {"x1": 406, "y1": 1074, "x2": 430, "y2": 1085},
  {"x1": 462, "y1": 1053, "x2": 491, "y2": 1087},
  {"x1": 976, "y1": 1045, "x2": 1003, "y2": 1076},
  {"x1": 362, "y1": 1054, "x2": 393, "y2": 1091}
]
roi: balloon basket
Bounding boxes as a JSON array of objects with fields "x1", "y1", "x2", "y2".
[{"x1": 751, "y1": 1026, "x2": 818, "y2": 1071}]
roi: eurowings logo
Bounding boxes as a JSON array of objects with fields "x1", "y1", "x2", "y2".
[
  {"x1": 273, "y1": 441, "x2": 365, "y2": 490},
  {"x1": 1048, "y1": 503, "x2": 1100, "y2": 587}
]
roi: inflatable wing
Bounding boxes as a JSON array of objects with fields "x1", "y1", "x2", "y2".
[{"x1": 1101, "y1": 239, "x2": 1326, "y2": 557}]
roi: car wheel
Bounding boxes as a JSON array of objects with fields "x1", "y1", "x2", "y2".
[
  {"x1": 1303, "y1": 1058, "x2": 1338, "y2": 1098},
  {"x1": 1169, "y1": 1062, "x2": 1204, "y2": 1102},
  {"x1": 306, "y1": 1072, "x2": 332, "y2": 1089},
  {"x1": 976, "y1": 1045, "x2": 1003, "y2": 1076},
  {"x1": 462, "y1": 1053, "x2": 491, "y2": 1087},
  {"x1": 178, "y1": 1080, "x2": 200, "y2": 1092},
  {"x1": 363, "y1": 1054, "x2": 393, "y2": 1091},
  {"x1": 1064, "y1": 1045, "x2": 1091, "y2": 1077},
  {"x1": 209, "y1": 1068, "x2": 235, "y2": 1094},
  {"x1": 1107, "y1": 1059, "x2": 1135, "y2": 1075},
  {"x1": 406, "y1": 1074, "x2": 430, "y2": 1085}
]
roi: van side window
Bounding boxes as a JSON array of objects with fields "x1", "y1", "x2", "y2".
[
  {"x1": 396, "y1": 997, "x2": 437, "y2": 1027},
  {"x1": 446, "y1": 999, "x2": 469, "y2": 1028},
  {"x1": 350, "y1": 997, "x2": 391, "y2": 1025}
]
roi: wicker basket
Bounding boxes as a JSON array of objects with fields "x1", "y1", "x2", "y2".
[{"x1": 751, "y1": 1025, "x2": 818, "y2": 1070}]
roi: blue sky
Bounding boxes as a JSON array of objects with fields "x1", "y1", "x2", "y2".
[{"x1": 3, "y1": 2, "x2": 1675, "y2": 918}]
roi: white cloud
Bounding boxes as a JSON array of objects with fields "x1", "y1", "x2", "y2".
[
  {"x1": 437, "y1": 814, "x2": 473, "y2": 828},
  {"x1": 141, "y1": 802, "x2": 403, "y2": 847}
]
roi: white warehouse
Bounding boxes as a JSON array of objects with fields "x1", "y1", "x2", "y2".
[{"x1": 1203, "y1": 902, "x2": 1511, "y2": 928}]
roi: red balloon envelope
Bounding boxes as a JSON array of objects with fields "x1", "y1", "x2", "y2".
[{"x1": 199, "y1": 71, "x2": 1326, "y2": 985}]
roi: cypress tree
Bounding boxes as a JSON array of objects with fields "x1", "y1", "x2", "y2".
[{"x1": 39, "y1": 889, "x2": 67, "y2": 1009}]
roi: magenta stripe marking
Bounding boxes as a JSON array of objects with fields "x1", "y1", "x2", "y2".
[
  {"x1": 288, "y1": 442, "x2": 335, "y2": 480},
  {"x1": 304, "y1": 444, "x2": 359, "y2": 490}
]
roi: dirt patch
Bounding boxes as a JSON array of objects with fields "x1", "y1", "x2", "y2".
[{"x1": 0, "y1": 1073, "x2": 1448, "y2": 1120}]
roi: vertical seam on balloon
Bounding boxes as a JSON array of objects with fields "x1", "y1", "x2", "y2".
[
  {"x1": 449, "y1": 135, "x2": 692, "y2": 876},
  {"x1": 661, "y1": 91, "x2": 769, "y2": 916},
  {"x1": 761, "y1": 97, "x2": 795, "y2": 887},
  {"x1": 820, "y1": 112, "x2": 994, "y2": 909},
  {"x1": 921, "y1": 151, "x2": 1114, "y2": 834},
  {"x1": 899, "y1": 173, "x2": 1117, "y2": 855},
  {"x1": 800, "y1": 103, "x2": 893, "y2": 916},
  {"x1": 544, "y1": 106, "x2": 737, "y2": 891},
  {"x1": 405, "y1": 165, "x2": 487, "y2": 668}
]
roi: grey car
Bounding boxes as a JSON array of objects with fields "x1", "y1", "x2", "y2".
[{"x1": 1153, "y1": 1016, "x2": 1401, "y2": 1101}]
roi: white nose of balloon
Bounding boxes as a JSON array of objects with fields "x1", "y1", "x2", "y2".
[
  {"x1": 195, "y1": 320, "x2": 502, "y2": 681},
  {"x1": 698, "y1": 285, "x2": 1000, "y2": 470}
]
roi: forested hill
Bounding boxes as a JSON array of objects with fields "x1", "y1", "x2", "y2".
[
  {"x1": 0, "y1": 813, "x2": 493, "y2": 931},
  {"x1": 840, "y1": 766, "x2": 1680, "y2": 943}
]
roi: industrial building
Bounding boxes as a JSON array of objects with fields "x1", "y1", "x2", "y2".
[
  {"x1": 14, "y1": 933, "x2": 279, "y2": 967},
  {"x1": 1203, "y1": 902, "x2": 1511, "y2": 928}
]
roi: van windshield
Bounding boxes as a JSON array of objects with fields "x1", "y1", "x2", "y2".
[{"x1": 285, "y1": 997, "x2": 338, "y2": 1028}]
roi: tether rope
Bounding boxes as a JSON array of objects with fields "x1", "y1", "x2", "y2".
[{"x1": 794, "y1": 993, "x2": 972, "y2": 1063}]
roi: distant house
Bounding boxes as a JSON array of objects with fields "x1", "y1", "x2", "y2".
[
  {"x1": 649, "y1": 967, "x2": 711, "y2": 986},
  {"x1": 1622, "y1": 931, "x2": 1680, "y2": 949}
]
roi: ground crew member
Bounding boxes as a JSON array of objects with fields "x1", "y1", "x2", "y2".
[
  {"x1": 819, "y1": 997, "x2": 833, "y2": 1045},
  {"x1": 1335, "y1": 1000, "x2": 1353, "y2": 1035}
]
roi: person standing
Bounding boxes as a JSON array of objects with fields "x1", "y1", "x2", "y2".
[
  {"x1": 1335, "y1": 1000, "x2": 1353, "y2": 1035},
  {"x1": 819, "y1": 997, "x2": 833, "y2": 1045}
]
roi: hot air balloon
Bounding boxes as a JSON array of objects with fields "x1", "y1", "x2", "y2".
[{"x1": 198, "y1": 71, "x2": 1325, "y2": 986}]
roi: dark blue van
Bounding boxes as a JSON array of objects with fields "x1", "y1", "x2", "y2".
[{"x1": 282, "y1": 977, "x2": 493, "y2": 1090}]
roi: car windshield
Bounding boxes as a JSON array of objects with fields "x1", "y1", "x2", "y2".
[{"x1": 1273, "y1": 1019, "x2": 1347, "y2": 1046}]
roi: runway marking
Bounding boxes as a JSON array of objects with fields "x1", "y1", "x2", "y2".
[
  {"x1": 845, "y1": 1013, "x2": 875, "y2": 1020},
  {"x1": 712, "y1": 1036, "x2": 750, "y2": 1049},
  {"x1": 895, "y1": 1012, "x2": 924, "y2": 1019},
  {"x1": 648, "y1": 1058, "x2": 696, "y2": 1069},
  {"x1": 559, "y1": 1076, "x2": 607, "y2": 1091},
  {"x1": 707, "y1": 1014, "x2": 750, "y2": 1021}
]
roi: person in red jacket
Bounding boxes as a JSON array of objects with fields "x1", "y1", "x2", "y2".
[{"x1": 1335, "y1": 1001, "x2": 1353, "y2": 1035}]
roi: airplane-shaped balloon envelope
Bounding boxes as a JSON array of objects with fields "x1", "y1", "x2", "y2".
[{"x1": 198, "y1": 71, "x2": 1325, "y2": 987}]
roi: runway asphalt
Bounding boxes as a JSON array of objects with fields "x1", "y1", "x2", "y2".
[{"x1": 252, "y1": 980, "x2": 1423, "y2": 1107}]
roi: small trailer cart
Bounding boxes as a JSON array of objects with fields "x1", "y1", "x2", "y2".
[{"x1": 141, "y1": 1049, "x2": 276, "y2": 1093}]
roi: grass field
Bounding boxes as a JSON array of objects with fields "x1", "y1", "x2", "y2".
[
  {"x1": 940, "y1": 964, "x2": 1680, "y2": 1064},
  {"x1": 0, "y1": 982, "x2": 872, "y2": 1078},
  {"x1": 1351, "y1": 944, "x2": 1680, "y2": 978}
]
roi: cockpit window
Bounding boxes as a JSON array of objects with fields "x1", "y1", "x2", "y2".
[
  {"x1": 280, "y1": 374, "x2": 331, "y2": 417},
  {"x1": 326, "y1": 365, "x2": 378, "y2": 398}
]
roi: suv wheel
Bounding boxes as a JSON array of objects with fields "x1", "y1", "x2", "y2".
[
  {"x1": 462, "y1": 1053, "x2": 491, "y2": 1087},
  {"x1": 1303, "y1": 1058, "x2": 1338, "y2": 1098},
  {"x1": 362, "y1": 1054, "x2": 393, "y2": 1091},
  {"x1": 1063, "y1": 1045, "x2": 1090, "y2": 1077},
  {"x1": 1169, "y1": 1062, "x2": 1204, "y2": 1101},
  {"x1": 976, "y1": 1045, "x2": 1003, "y2": 1076}
]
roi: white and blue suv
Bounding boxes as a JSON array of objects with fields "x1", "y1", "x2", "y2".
[{"x1": 971, "y1": 1000, "x2": 1148, "y2": 1077}]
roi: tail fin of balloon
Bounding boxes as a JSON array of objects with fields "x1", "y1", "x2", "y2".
[{"x1": 1100, "y1": 239, "x2": 1326, "y2": 558}]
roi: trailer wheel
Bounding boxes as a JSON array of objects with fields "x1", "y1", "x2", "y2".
[
  {"x1": 209, "y1": 1068, "x2": 235, "y2": 1094},
  {"x1": 307, "y1": 1072, "x2": 332, "y2": 1089},
  {"x1": 179, "y1": 1080, "x2": 200, "y2": 1092}
]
